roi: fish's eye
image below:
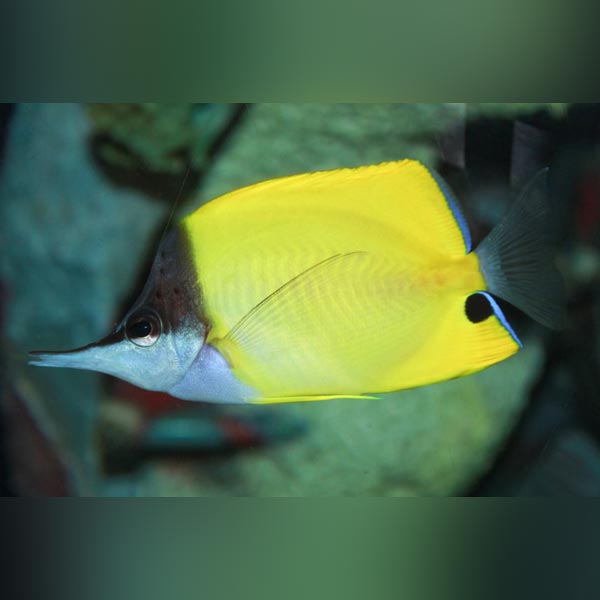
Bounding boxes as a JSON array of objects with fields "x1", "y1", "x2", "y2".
[{"x1": 125, "y1": 311, "x2": 161, "y2": 347}]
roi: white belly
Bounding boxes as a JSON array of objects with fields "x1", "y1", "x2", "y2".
[{"x1": 169, "y1": 344, "x2": 258, "y2": 404}]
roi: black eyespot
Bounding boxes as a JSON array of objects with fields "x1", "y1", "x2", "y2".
[
  {"x1": 125, "y1": 310, "x2": 161, "y2": 347},
  {"x1": 465, "y1": 293, "x2": 494, "y2": 323}
]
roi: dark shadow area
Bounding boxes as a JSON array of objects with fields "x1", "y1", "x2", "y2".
[
  {"x1": 0, "y1": 104, "x2": 15, "y2": 176},
  {"x1": 0, "y1": 106, "x2": 15, "y2": 495},
  {"x1": 87, "y1": 104, "x2": 249, "y2": 204},
  {"x1": 466, "y1": 103, "x2": 600, "y2": 495}
]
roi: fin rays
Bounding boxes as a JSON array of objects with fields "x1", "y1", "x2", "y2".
[
  {"x1": 224, "y1": 252, "x2": 366, "y2": 345},
  {"x1": 214, "y1": 250, "x2": 431, "y2": 397},
  {"x1": 476, "y1": 169, "x2": 565, "y2": 330}
]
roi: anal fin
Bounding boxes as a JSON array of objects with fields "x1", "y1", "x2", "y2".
[{"x1": 251, "y1": 393, "x2": 379, "y2": 405}]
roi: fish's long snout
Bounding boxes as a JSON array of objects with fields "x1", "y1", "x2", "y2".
[
  {"x1": 29, "y1": 349, "x2": 78, "y2": 369},
  {"x1": 29, "y1": 345, "x2": 98, "y2": 370},
  {"x1": 28, "y1": 329, "x2": 124, "y2": 371}
]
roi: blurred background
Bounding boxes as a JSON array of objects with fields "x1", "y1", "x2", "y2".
[{"x1": 1, "y1": 103, "x2": 599, "y2": 496}]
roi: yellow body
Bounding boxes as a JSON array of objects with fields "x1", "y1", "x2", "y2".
[{"x1": 182, "y1": 160, "x2": 519, "y2": 403}]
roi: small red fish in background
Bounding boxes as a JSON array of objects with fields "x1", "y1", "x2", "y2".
[
  {"x1": 110, "y1": 380, "x2": 263, "y2": 448},
  {"x1": 112, "y1": 379, "x2": 193, "y2": 419},
  {"x1": 106, "y1": 379, "x2": 303, "y2": 460}
]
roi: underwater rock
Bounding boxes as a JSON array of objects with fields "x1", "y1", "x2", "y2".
[
  {"x1": 192, "y1": 103, "x2": 568, "y2": 209},
  {"x1": 0, "y1": 104, "x2": 167, "y2": 493},
  {"x1": 193, "y1": 104, "x2": 456, "y2": 204},
  {"x1": 243, "y1": 343, "x2": 541, "y2": 496}
]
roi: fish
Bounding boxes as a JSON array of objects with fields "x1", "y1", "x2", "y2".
[{"x1": 29, "y1": 159, "x2": 565, "y2": 404}]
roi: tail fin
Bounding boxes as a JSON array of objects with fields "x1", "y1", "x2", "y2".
[{"x1": 475, "y1": 169, "x2": 566, "y2": 330}]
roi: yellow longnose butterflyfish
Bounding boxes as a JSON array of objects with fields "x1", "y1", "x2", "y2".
[{"x1": 30, "y1": 160, "x2": 564, "y2": 404}]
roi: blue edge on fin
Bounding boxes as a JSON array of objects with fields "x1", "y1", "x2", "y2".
[
  {"x1": 429, "y1": 169, "x2": 473, "y2": 253},
  {"x1": 426, "y1": 170, "x2": 521, "y2": 348},
  {"x1": 477, "y1": 291, "x2": 523, "y2": 348}
]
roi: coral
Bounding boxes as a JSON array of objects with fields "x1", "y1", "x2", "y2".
[{"x1": 86, "y1": 103, "x2": 236, "y2": 174}]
